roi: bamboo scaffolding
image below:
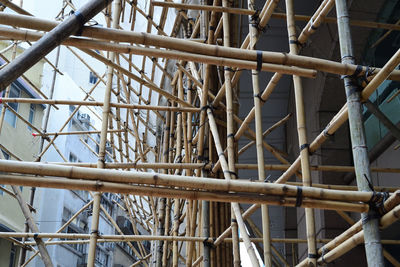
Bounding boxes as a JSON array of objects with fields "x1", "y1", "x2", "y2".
[{"x1": 0, "y1": 1, "x2": 398, "y2": 266}]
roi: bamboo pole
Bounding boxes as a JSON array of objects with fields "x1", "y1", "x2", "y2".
[
  {"x1": 248, "y1": 0, "x2": 272, "y2": 265},
  {"x1": 87, "y1": 1, "x2": 121, "y2": 266},
  {"x1": 3, "y1": 14, "x2": 400, "y2": 80},
  {"x1": 221, "y1": 0, "x2": 241, "y2": 265},
  {"x1": 336, "y1": 1, "x2": 383, "y2": 266},
  {"x1": 285, "y1": 1, "x2": 317, "y2": 265},
  {"x1": 0, "y1": 159, "x2": 390, "y2": 204}
]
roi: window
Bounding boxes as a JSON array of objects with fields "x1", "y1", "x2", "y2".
[
  {"x1": 0, "y1": 150, "x2": 10, "y2": 196},
  {"x1": 4, "y1": 85, "x2": 20, "y2": 128},
  {"x1": 27, "y1": 104, "x2": 35, "y2": 131},
  {"x1": 89, "y1": 71, "x2": 98, "y2": 84},
  {"x1": 2, "y1": 150, "x2": 10, "y2": 160},
  {"x1": 69, "y1": 153, "x2": 78, "y2": 163},
  {"x1": 62, "y1": 207, "x2": 88, "y2": 253}
]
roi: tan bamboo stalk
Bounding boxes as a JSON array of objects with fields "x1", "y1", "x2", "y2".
[
  {"x1": 153, "y1": 101, "x2": 171, "y2": 267},
  {"x1": 286, "y1": 1, "x2": 317, "y2": 265},
  {"x1": 0, "y1": 160, "x2": 387, "y2": 204},
  {"x1": 238, "y1": 113, "x2": 292, "y2": 156},
  {"x1": 296, "y1": 0, "x2": 334, "y2": 45},
  {"x1": 152, "y1": 1, "x2": 255, "y2": 16},
  {"x1": 172, "y1": 70, "x2": 185, "y2": 267},
  {"x1": 247, "y1": 0, "x2": 273, "y2": 265},
  {"x1": 88, "y1": 1, "x2": 121, "y2": 265},
  {"x1": 32, "y1": 129, "x2": 126, "y2": 137},
  {"x1": 221, "y1": 0, "x2": 240, "y2": 265}
]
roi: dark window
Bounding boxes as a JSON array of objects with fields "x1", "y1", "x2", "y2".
[
  {"x1": 4, "y1": 85, "x2": 20, "y2": 128},
  {"x1": 27, "y1": 104, "x2": 35, "y2": 131},
  {"x1": 89, "y1": 72, "x2": 98, "y2": 84}
]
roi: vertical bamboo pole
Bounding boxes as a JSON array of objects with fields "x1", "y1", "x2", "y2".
[
  {"x1": 221, "y1": 0, "x2": 240, "y2": 266},
  {"x1": 87, "y1": 1, "x2": 121, "y2": 266},
  {"x1": 285, "y1": 0, "x2": 317, "y2": 266},
  {"x1": 247, "y1": 1, "x2": 272, "y2": 265},
  {"x1": 153, "y1": 105, "x2": 171, "y2": 267},
  {"x1": 335, "y1": 0, "x2": 384, "y2": 266}
]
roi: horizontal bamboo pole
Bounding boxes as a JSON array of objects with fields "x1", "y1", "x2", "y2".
[
  {"x1": 32, "y1": 129, "x2": 126, "y2": 137},
  {"x1": 152, "y1": 2, "x2": 400, "y2": 32},
  {"x1": 19, "y1": 236, "x2": 400, "y2": 246},
  {"x1": 0, "y1": 98, "x2": 201, "y2": 112},
  {"x1": 0, "y1": 160, "x2": 382, "y2": 204},
  {"x1": 0, "y1": 173, "x2": 368, "y2": 212},
  {"x1": 1, "y1": 13, "x2": 400, "y2": 80},
  {"x1": 152, "y1": 1, "x2": 254, "y2": 15},
  {"x1": 0, "y1": 27, "x2": 316, "y2": 78},
  {"x1": 48, "y1": 161, "x2": 400, "y2": 174}
]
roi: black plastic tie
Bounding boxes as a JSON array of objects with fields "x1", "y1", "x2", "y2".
[
  {"x1": 227, "y1": 133, "x2": 235, "y2": 140},
  {"x1": 308, "y1": 253, "x2": 318, "y2": 259},
  {"x1": 73, "y1": 10, "x2": 86, "y2": 36},
  {"x1": 299, "y1": 143, "x2": 309, "y2": 151},
  {"x1": 224, "y1": 67, "x2": 235, "y2": 72},
  {"x1": 256, "y1": 50, "x2": 263, "y2": 72},
  {"x1": 295, "y1": 186, "x2": 303, "y2": 207},
  {"x1": 203, "y1": 237, "x2": 216, "y2": 248},
  {"x1": 254, "y1": 93, "x2": 265, "y2": 102},
  {"x1": 323, "y1": 129, "x2": 333, "y2": 138}
]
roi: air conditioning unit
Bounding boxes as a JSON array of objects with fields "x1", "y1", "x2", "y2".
[{"x1": 78, "y1": 113, "x2": 90, "y2": 124}]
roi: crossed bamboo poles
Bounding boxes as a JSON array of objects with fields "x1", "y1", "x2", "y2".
[{"x1": 0, "y1": 0, "x2": 398, "y2": 266}]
